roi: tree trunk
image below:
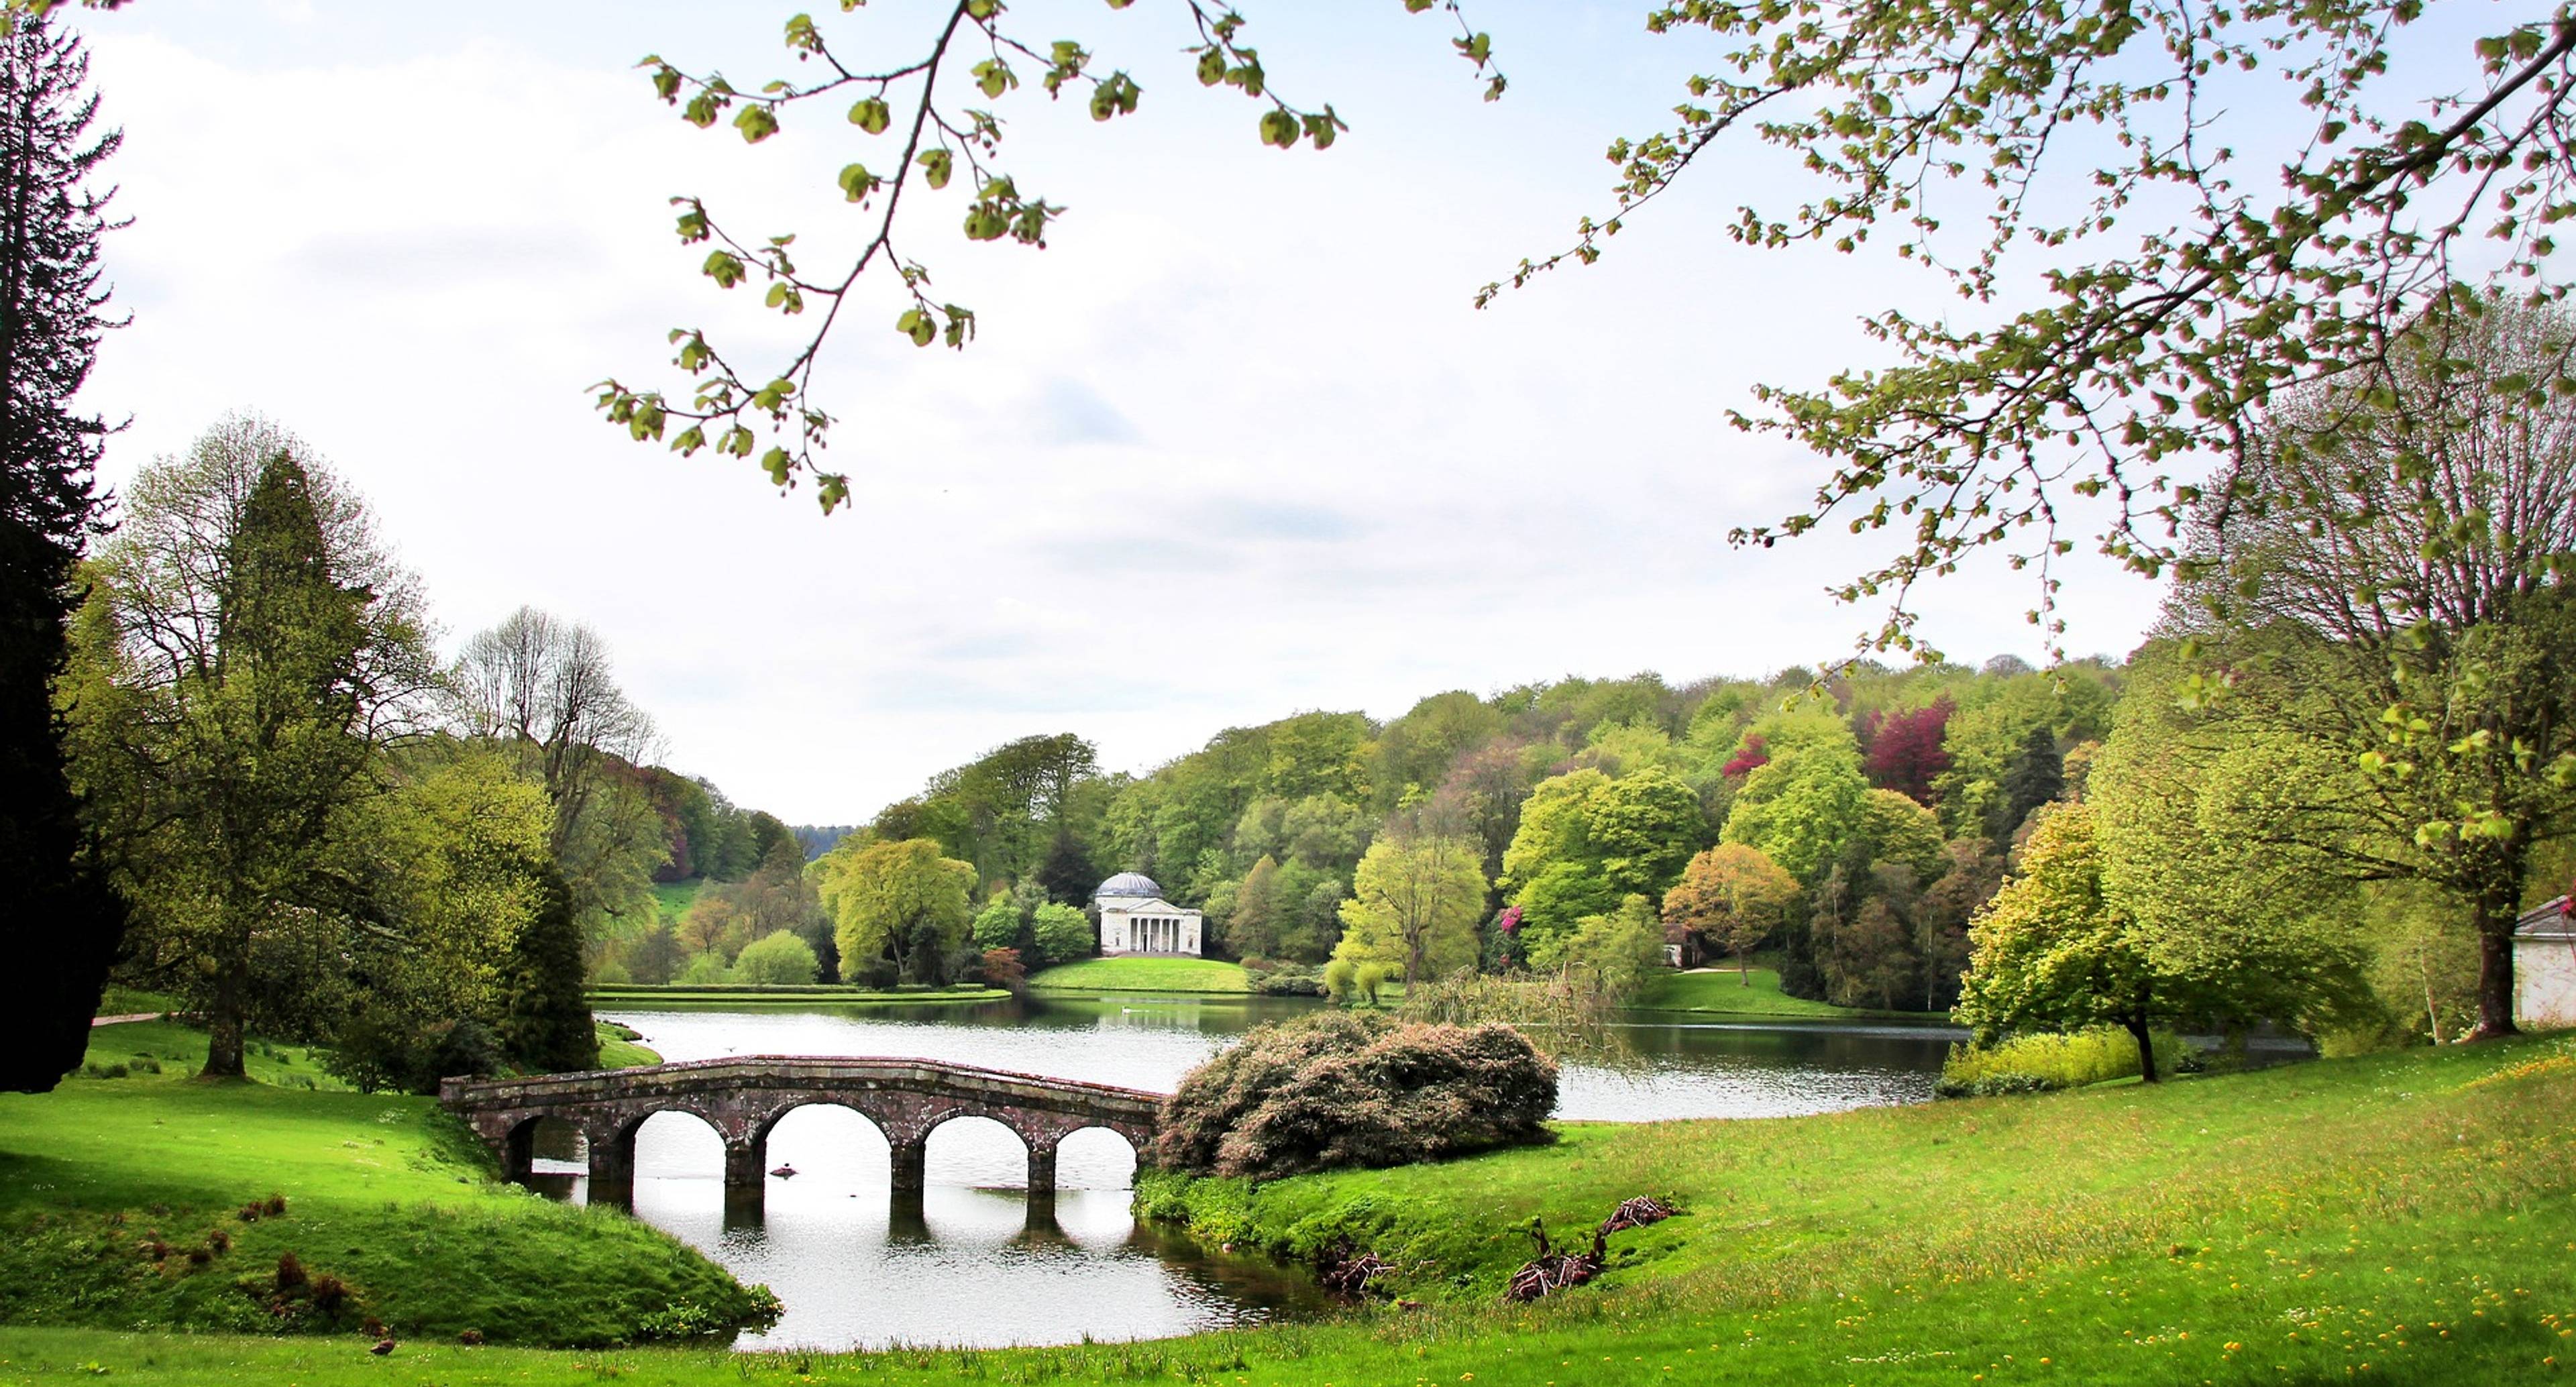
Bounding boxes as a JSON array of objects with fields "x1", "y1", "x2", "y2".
[
  {"x1": 2127, "y1": 1015, "x2": 2159, "y2": 1084},
  {"x1": 2420, "y1": 946, "x2": 2446, "y2": 1045},
  {"x1": 2464, "y1": 873, "x2": 2522, "y2": 1042},
  {"x1": 203, "y1": 952, "x2": 248, "y2": 1078}
]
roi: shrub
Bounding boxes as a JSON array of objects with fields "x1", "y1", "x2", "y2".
[
  {"x1": 1148, "y1": 1011, "x2": 1558, "y2": 1180},
  {"x1": 849, "y1": 956, "x2": 900, "y2": 991},
  {"x1": 1029, "y1": 903, "x2": 1095, "y2": 967},
  {"x1": 325, "y1": 1016, "x2": 507, "y2": 1095},
  {"x1": 590, "y1": 958, "x2": 634, "y2": 985},
  {"x1": 979, "y1": 946, "x2": 1027, "y2": 992},
  {"x1": 1352, "y1": 962, "x2": 1395, "y2": 1007},
  {"x1": 1248, "y1": 966, "x2": 1325, "y2": 997},
  {"x1": 733, "y1": 931, "x2": 820, "y2": 987},
  {"x1": 674, "y1": 951, "x2": 731, "y2": 986},
  {"x1": 1935, "y1": 1026, "x2": 2195, "y2": 1097},
  {"x1": 1321, "y1": 958, "x2": 1356, "y2": 1001}
]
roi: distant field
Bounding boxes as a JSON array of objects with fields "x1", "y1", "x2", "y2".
[
  {"x1": 648, "y1": 879, "x2": 702, "y2": 924},
  {"x1": 1629, "y1": 966, "x2": 1893, "y2": 1018},
  {"x1": 1026, "y1": 956, "x2": 1251, "y2": 993}
]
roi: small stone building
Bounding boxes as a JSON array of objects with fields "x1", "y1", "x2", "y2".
[
  {"x1": 1663, "y1": 922, "x2": 1703, "y2": 970},
  {"x1": 2517, "y1": 896, "x2": 2576, "y2": 1028},
  {"x1": 1093, "y1": 872, "x2": 1202, "y2": 957}
]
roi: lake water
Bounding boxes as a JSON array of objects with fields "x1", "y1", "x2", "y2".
[{"x1": 548, "y1": 993, "x2": 1958, "y2": 1351}]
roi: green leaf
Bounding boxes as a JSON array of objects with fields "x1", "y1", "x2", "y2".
[
  {"x1": 837, "y1": 162, "x2": 879, "y2": 202},
  {"x1": 918, "y1": 148, "x2": 953, "y2": 189},
  {"x1": 734, "y1": 105, "x2": 780, "y2": 143},
  {"x1": 848, "y1": 96, "x2": 893, "y2": 133}
]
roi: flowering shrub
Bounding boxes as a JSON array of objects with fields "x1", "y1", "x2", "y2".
[{"x1": 1147, "y1": 1011, "x2": 1558, "y2": 1179}]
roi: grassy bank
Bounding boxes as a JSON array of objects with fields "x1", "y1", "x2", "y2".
[
  {"x1": 588, "y1": 984, "x2": 1005, "y2": 1010},
  {"x1": 595, "y1": 1021, "x2": 661, "y2": 1068},
  {"x1": 6, "y1": 1029, "x2": 2571, "y2": 1385},
  {"x1": 1626, "y1": 966, "x2": 1908, "y2": 1019},
  {"x1": 0, "y1": 1021, "x2": 769, "y2": 1349},
  {"x1": 1026, "y1": 957, "x2": 1251, "y2": 993}
]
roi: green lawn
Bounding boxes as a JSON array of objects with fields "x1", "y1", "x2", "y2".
[
  {"x1": 1628, "y1": 966, "x2": 1895, "y2": 1018},
  {"x1": 649, "y1": 879, "x2": 702, "y2": 925},
  {"x1": 5, "y1": 1024, "x2": 2572, "y2": 1386},
  {"x1": 1026, "y1": 956, "x2": 1252, "y2": 993},
  {"x1": 0, "y1": 1022, "x2": 767, "y2": 1349},
  {"x1": 594, "y1": 1021, "x2": 661, "y2": 1069},
  {"x1": 587, "y1": 984, "x2": 1006, "y2": 1009}
]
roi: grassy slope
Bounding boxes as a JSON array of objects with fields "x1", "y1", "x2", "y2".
[
  {"x1": 595, "y1": 1022, "x2": 661, "y2": 1069},
  {"x1": 649, "y1": 880, "x2": 702, "y2": 924},
  {"x1": 5, "y1": 1034, "x2": 2572, "y2": 1385},
  {"x1": 1628, "y1": 966, "x2": 1891, "y2": 1019},
  {"x1": 1026, "y1": 956, "x2": 1252, "y2": 993},
  {"x1": 0, "y1": 1023, "x2": 761, "y2": 1348}
]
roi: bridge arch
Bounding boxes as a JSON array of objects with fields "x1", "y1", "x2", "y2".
[
  {"x1": 439, "y1": 1056, "x2": 1165, "y2": 1202},
  {"x1": 921, "y1": 1111, "x2": 1029, "y2": 1189},
  {"x1": 1055, "y1": 1125, "x2": 1140, "y2": 1190}
]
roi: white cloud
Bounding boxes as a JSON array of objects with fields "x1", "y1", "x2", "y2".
[{"x1": 69, "y1": 1, "x2": 2168, "y2": 823}]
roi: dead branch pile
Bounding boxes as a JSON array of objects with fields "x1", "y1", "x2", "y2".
[{"x1": 1503, "y1": 1195, "x2": 1677, "y2": 1302}]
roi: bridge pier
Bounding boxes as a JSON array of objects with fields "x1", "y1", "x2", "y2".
[
  {"x1": 723, "y1": 1138, "x2": 767, "y2": 1190},
  {"x1": 890, "y1": 1137, "x2": 928, "y2": 1197},
  {"x1": 1026, "y1": 1139, "x2": 1059, "y2": 1197},
  {"x1": 501, "y1": 1121, "x2": 538, "y2": 1183},
  {"x1": 584, "y1": 1121, "x2": 634, "y2": 1203}
]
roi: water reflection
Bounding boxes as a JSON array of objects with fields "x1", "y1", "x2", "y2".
[{"x1": 602, "y1": 994, "x2": 1962, "y2": 1123}]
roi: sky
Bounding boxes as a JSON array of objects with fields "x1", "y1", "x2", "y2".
[{"x1": 65, "y1": 0, "x2": 2170, "y2": 824}]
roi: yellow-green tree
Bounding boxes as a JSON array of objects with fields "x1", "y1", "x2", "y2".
[
  {"x1": 1953, "y1": 801, "x2": 2169, "y2": 1078},
  {"x1": 1333, "y1": 828, "x2": 1483, "y2": 984},
  {"x1": 818, "y1": 836, "x2": 974, "y2": 983},
  {"x1": 1542, "y1": 893, "x2": 1665, "y2": 998}
]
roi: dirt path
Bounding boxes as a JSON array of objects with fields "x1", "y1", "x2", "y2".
[{"x1": 90, "y1": 1013, "x2": 160, "y2": 1027}]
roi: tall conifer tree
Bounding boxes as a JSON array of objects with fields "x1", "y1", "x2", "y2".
[{"x1": 0, "y1": 12, "x2": 125, "y2": 1092}]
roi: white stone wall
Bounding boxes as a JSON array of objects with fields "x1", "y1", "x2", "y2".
[{"x1": 2518, "y1": 932, "x2": 2576, "y2": 1028}]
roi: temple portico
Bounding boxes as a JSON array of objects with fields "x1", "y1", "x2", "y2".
[{"x1": 1093, "y1": 872, "x2": 1203, "y2": 957}]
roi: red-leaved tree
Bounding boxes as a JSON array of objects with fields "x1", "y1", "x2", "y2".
[{"x1": 1862, "y1": 700, "x2": 1952, "y2": 806}]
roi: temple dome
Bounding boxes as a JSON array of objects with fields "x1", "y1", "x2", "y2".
[{"x1": 1094, "y1": 871, "x2": 1162, "y2": 901}]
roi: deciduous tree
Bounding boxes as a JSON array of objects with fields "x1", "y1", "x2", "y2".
[
  {"x1": 1661, "y1": 842, "x2": 1799, "y2": 982},
  {"x1": 70, "y1": 420, "x2": 433, "y2": 1076},
  {"x1": 817, "y1": 836, "x2": 974, "y2": 983},
  {"x1": 1334, "y1": 826, "x2": 1484, "y2": 984}
]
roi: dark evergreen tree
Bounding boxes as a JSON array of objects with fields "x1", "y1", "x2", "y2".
[
  {"x1": 0, "y1": 13, "x2": 125, "y2": 1093},
  {"x1": 1995, "y1": 725, "x2": 2066, "y2": 840},
  {"x1": 1034, "y1": 831, "x2": 1095, "y2": 904},
  {"x1": 500, "y1": 866, "x2": 598, "y2": 1074}
]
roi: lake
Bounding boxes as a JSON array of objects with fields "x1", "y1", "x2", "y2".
[{"x1": 551, "y1": 992, "x2": 1960, "y2": 1351}]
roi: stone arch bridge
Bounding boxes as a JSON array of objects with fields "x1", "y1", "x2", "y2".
[{"x1": 439, "y1": 1056, "x2": 1163, "y2": 1199}]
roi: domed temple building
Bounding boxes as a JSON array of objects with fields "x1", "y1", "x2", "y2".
[{"x1": 1093, "y1": 872, "x2": 1203, "y2": 957}]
